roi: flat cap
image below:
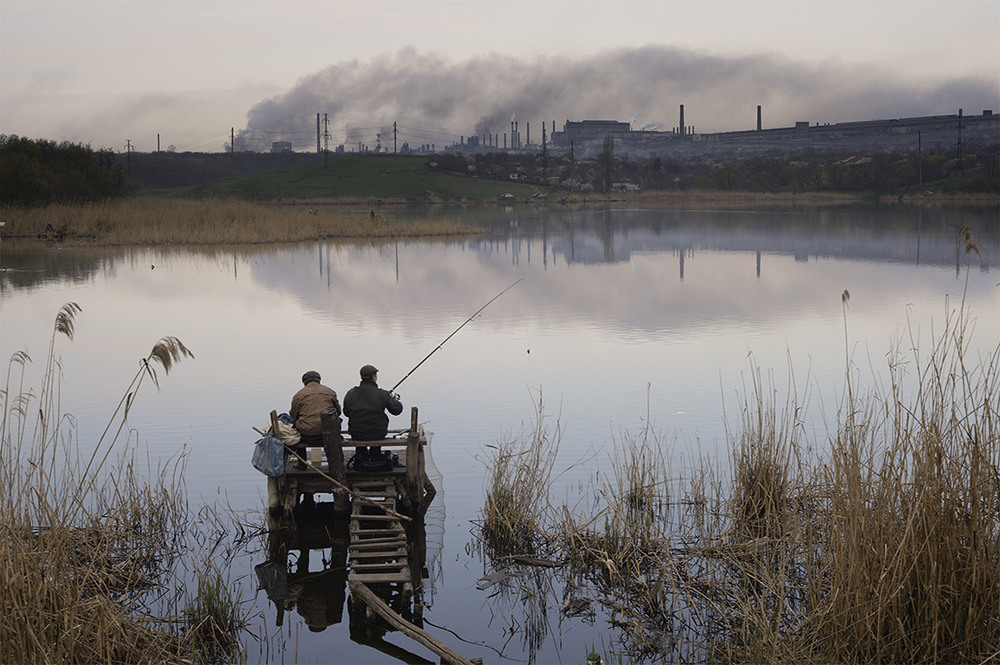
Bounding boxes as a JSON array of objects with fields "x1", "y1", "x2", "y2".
[{"x1": 360, "y1": 364, "x2": 378, "y2": 379}]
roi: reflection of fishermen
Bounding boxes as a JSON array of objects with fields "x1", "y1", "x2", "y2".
[
  {"x1": 290, "y1": 371, "x2": 341, "y2": 463},
  {"x1": 343, "y1": 364, "x2": 402, "y2": 461}
]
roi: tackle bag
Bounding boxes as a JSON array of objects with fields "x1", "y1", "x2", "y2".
[{"x1": 251, "y1": 432, "x2": 286, "y2": 477}]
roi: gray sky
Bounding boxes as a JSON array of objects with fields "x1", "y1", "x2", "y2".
[{"x1": 2, "y1": 0, "x2": 998, "y2": 152}]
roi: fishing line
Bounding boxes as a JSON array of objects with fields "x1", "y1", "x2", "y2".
[{"x1": 390, "y1": 278, "x2": 523, "y2": 392}]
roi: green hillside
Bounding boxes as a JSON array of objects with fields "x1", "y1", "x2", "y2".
[{"x1": 158, "y1": 154, "x2": 549, "y2": 202}]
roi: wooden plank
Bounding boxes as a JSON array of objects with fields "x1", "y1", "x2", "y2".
[
  {"x1": 353, "y1": 498, "x2": 397, "y2": 509},
  {"x1": 351, "y1": 561, "x2": 409, "y2": 571},
  {"x1": 350, "y1": 517, "x2": 403, "y2": 529},
  {"x1": 351, "y1": 528, "x2": 404, "y2": 539},
  {"x1": 351, "y1": 543, "x2": 406, "y2": 553},
  {"x1": 349, "y1": 581, "x2": 474, "y2": 665},
  {"x1": 352, "y1": 507, "x2": 398, "y2": 518},
  {"x1": 351, "y1": 514, "x2": 399, "y2": 522},
  {"x1": 352, "y1": 479, "x2": 396, "y2": 490},
  {"x1": 270, "y1": 410, "x2": 280, "y2": 437},
  {"x1": 351, "y1": 547, "x2": 407, "y2": 561},
  {"x1": 350, "y1": 571, "x2": 409, "y2": 581},
  {"x1": 350, "y1": 538, "x2": 406, "y2": 549},
  {"x1": 353, "y1": 489, "x2": 397, "y2": 499},
  {"x1": 349, "y1": 572, "x2": 413, "y2": 584}
]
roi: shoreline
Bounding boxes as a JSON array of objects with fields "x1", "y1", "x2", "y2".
[{"x1": 2, "y1": 192, "x2": 996, "y2": 247}]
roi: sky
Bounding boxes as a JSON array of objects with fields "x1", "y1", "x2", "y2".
[{"x1": 2, "y1": 0, "x2": 998, "y2": 153}]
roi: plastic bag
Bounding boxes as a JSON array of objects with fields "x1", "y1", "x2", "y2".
[
  {"x1": 274, "y1": 419, "x2": 301, "y2": 446},
  {"x1": 251, "y1": 432, "x2": 285, "y2": 477}
]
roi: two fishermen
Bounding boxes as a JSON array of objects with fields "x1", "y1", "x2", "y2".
[{"x1": 289, "y1": 364, "x2": 402, "y2": 470}]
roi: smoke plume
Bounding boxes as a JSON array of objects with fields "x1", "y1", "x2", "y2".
[{"x1": 236, "y1": 45, "x2": 999, "y2": 152}]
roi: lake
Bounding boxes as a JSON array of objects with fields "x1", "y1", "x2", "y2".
[{"x1": 1, "y1": 202, "x2": 997, "y2": 664}]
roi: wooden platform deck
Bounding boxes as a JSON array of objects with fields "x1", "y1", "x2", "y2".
[{"x1": 266, "y1": 406, "x2": 436, "y2": 519}]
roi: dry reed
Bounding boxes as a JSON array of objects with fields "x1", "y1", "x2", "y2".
[
  {"x1": 0, "y1": 304, "x2": 246, "y2": 664},
  {"x1": 477, "y1": 392, "x2": 561, "y2": 559},
  {"x1": 476, "y1": 229, "x2": 1000, "y2": 663},
  {"x1": 0, "y1": 198, "x2": 482, "y2": 246}
]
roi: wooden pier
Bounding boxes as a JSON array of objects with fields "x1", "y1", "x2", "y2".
[
  {"x1": 266, "y1": 405, "x2": 436, "y2": 519},
  {"x1": 261, "y1": 406, "x2": 474, "y2": 664}
]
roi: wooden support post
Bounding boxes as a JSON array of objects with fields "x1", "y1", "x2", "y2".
[
  {"x1": 322, "y1": 407, "x2": 349, "y2": 514},
  {"x1": 405, "y1": 407, "x2": 419, "y2": 512},
  {"x1": 266, "y1": 408, "x2": 296, "y2": 519},
  {"x1": 266, "y1": 476, "x2": 282, "y2": 520}
]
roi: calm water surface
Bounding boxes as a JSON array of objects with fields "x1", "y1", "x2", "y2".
[{"x1": 2, "y1": 204, "x2": 997, "y2": 664}]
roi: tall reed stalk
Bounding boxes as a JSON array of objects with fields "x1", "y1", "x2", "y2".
[
  {"x1": 0, "y1": 304, "x2": 245, "y2": 664},
  {"x1": 477, "y1": 392, "x2": 561, "y2": 558},
  {"x1": 476, "y1": 228, "x2": 999, "y2": 664}
]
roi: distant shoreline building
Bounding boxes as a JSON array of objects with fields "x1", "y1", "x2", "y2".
[{"x1": 446, "y1": 108, "x2": 998, "y2": 157}]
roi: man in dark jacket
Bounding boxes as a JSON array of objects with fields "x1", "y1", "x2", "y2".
[
  {"x1": 343, "y1": 364, "x2": 402, "y2": 464},
  {"x1": 290, "y1": 370, "x2": 341, "y2": 466}
]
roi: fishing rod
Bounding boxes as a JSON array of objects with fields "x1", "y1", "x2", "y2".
[{"x1": 390, "y1": 278, "x2": 523, "y2": 392}]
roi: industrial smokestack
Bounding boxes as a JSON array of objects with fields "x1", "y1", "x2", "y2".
[
  {"x1": 679, "y1": 104, "x2": 685, "y2": 137},
  {"x1": 757, "y1": 105, "x2": 762, "y2": 131},
  {"x1": 526, "y1": 122, "x2": 530, "y2": 146}
]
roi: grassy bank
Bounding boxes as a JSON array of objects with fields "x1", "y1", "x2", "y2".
[
  {"x1": 476, "y1": 232, "x2": 1000, "y2": 663},
  {"x1": 158, "y1": 154, "x2": 547, "y2": 202},
  {"x1": 0, "y1": 198, "x2": 483, "y2": 246},
  {"x1": 0, "y1": 305, "x2": 247, "y2": 663}
]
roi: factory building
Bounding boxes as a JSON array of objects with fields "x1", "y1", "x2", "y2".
[{"x1": 546, "y1": 108, "x2": 998, "y2": 156}]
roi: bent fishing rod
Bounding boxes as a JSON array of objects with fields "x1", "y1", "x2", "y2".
[{"x1": 390, "y1": 278, "x2": 523, "y2": 392}]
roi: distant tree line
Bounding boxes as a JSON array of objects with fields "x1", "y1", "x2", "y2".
[
  {"x1": 126, "y1": 150, "x2": 320, "y2": 189},
  {"x1": 0, "y1": 135, "x2": 131, "y2": 206}
]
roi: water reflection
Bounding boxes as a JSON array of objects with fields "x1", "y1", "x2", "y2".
[
  {"x1": 4, "y1": 204, "x2": 996, "y2": 295},
  {"x1": 256, "y1": 504, "x2": 349, "y2": 632},
  {"x1": 256, "y1": 500, "x2": 437, "y2": 661}
]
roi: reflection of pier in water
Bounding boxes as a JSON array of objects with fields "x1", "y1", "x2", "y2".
[
  {"x1": 256, "y1": 407, "x2": 471, "y2": 664},
  {"x1": 257, "y1": 504, "x2": 453, "y2": 662},
  {"x1": 469, "y1": 208, "x2": 998, "y2": 275}
]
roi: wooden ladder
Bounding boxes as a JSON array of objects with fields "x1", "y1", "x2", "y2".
[{"x1": 348, "y1": 479, "x2": 412, "y2": 590}]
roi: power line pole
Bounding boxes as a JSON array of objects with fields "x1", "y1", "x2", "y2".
[
  {"x1": 918, "y1": 130, "x2": 923, "y2": 186},
  {"x1": 393, "y1": 121, "x2": 398, "y2": 157},
  {"x1": 323, "y1": 113, "x2": 330, "y2": 168},
  {"x1": 956, "y1": 108, "x2": 964, "y2": 175},
  {"x1": 231, "y1": 127, "x2": 235, "y2": 160},
  {"x1": 541, "y1": 122, "x2": 547, "y2": 174}
]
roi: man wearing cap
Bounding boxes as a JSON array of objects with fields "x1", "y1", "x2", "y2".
[
  {"x1": 290, "y1": 370, "x2": 341, "y2": 465},
  {"x1": 343, "y1": 364, "x2": 403, "y2": 464}
]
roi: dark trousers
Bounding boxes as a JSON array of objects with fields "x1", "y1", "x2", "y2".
[
  {"x1": 295, "y1": 434, "x2": 323, "y2": 466},
  {"x1": 354, "y1": 445, "x2": 382, "y2": 459}
]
